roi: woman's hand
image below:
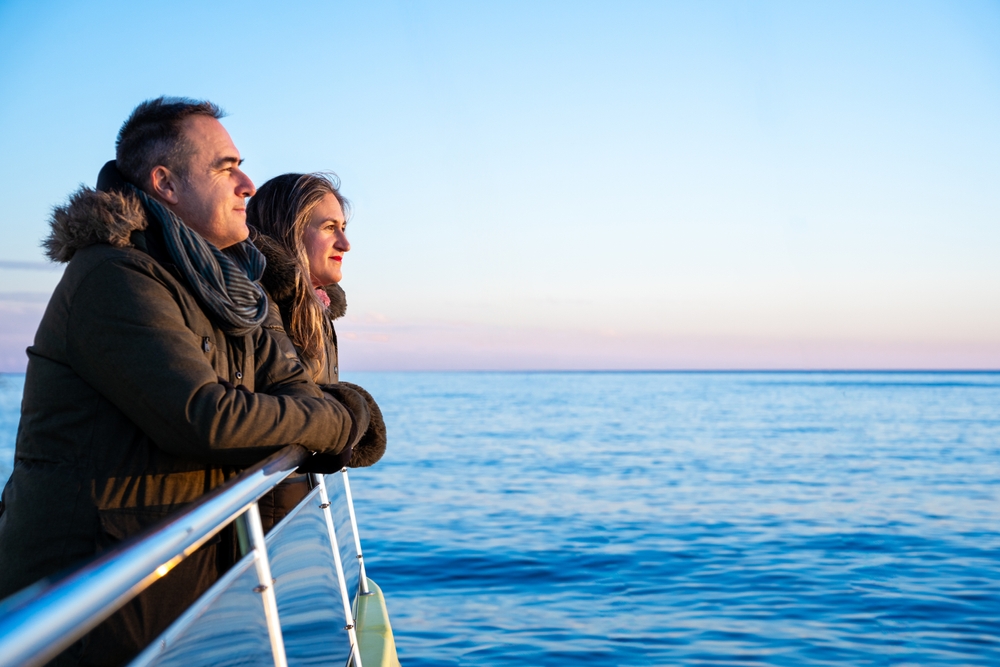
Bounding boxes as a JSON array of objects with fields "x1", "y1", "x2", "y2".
[
  {"x1": 321, "y1": 383, "x2": 370, "y2": 448},
  {"x1": 336, "y1": 382, "x2": 387, "y2": 467}
]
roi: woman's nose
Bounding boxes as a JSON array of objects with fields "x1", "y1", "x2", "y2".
[{"x1": 335, "y1": 231, "x2": 350, "y2": 252}]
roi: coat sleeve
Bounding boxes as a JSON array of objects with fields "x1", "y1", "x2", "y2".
[{"x1": 65, "y1": 256, "x2": 356, "y2": 464}]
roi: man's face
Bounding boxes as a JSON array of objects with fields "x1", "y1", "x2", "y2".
[{"x1": 167, "y1": 116, "x2": 255, "y2": 249}]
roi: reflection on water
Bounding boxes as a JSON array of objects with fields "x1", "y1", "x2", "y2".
[
  {"x1": 0, "y1": 374, "x2": 22, "y2": 485},
  {"x1": 2, "y1": 371, "x2": 999, "y2": 665}
]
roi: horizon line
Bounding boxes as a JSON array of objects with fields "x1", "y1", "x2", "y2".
[{"x1": 7, "y1": 368, "x2": 1000, "y2": 376}]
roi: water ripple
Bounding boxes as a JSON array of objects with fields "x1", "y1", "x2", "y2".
[
  {"x1": 2, "y1": 371, "x2": 999, "y2": 665},
  {"x1": 342, "y1": 371, "x2": 1000, "y2": 666}
]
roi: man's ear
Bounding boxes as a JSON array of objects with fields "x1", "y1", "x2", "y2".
[{"x1": 149, "y1": 165, "x2": 181, "y2": 205}]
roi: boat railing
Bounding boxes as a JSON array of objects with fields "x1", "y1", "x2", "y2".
[{"x1": 0, "y1": 445, "x2": 380, "y2": 667}]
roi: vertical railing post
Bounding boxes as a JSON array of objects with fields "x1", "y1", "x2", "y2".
[
  {"x1": 234, "y1": 513, "x2": 251, "y2": 557},
  {"x1": 340, "y1": 469, "x2": 370, "y2": 596},
  {"x1": 245, "y1": 502, "x2": 288, "y2": 667},
  {"x1": 312, "y1": 473, "x2": 363, "y2": 667}
]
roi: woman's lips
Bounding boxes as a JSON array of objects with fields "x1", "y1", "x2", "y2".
[{"x1": 331, "y1": 256, "x2": 343, "y2": 262}]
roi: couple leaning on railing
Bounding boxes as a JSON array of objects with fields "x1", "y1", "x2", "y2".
[
  {"x1": 0, "y1": 96, "x2": 395, "y2": 667},
  {"x1": 0, "y1": 447, "x2": 397, "y2": 667}
]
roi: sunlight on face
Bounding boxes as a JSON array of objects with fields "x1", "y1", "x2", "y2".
[
  {"x1": 171, "y1": 116, "x2": 256, "y2": 249},
  {"x1": 303, "y1": 193, "x2": 350, "y2": 287}
]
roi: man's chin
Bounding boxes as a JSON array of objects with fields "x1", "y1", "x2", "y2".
[
  {"x1": 212, "y1": 227, "x2": 250, "y2": 250},
  {"x1": 231, "y1": 223, "x2": 250, "y2": 245}
]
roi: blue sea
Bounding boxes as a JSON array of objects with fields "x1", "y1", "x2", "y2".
[{"x1": 1, "y1": 371, "x2": 999, "y2": 665}]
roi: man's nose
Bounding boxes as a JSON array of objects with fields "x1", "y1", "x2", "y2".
[{"x1": 237, "y1": 169, "x2": 256, "y2": 198}]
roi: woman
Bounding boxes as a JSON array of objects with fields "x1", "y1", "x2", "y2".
[{"x1": 247, "y1": 173, "x2": 386, "y2": 525}]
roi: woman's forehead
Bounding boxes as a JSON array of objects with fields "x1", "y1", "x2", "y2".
[{"x1": 310, "y1": 192, "x2": 345, "y2": 224}]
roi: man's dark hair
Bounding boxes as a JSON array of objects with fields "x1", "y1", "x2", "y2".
[{"x1": 115, "y1": 96, "x2": 225, "y2": 189}]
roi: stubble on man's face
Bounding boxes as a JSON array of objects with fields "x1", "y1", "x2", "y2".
[{"x1": 169, "y1": 116, "x2": 256, "y2": 249}]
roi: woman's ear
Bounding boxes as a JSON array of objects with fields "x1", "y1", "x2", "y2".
[{"x1": 149, "y1": 165, "x2": 181, "y2": 205}]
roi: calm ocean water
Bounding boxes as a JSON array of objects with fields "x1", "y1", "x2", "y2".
[{"x1": 2, "y1": 371, "x2": 999, "y2": 665}]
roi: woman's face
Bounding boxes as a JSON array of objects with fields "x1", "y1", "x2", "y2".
[{"x1": 303, "y1": 192, "x2": 350, "y2": 287}]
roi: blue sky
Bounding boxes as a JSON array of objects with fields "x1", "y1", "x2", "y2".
[{"x1": 1, "y1": 1, "x2": 999, "y2": 370}]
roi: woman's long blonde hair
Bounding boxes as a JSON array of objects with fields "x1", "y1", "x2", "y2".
[{"x1": 247, "y1": 173, "x2": 350, "y2": 377}]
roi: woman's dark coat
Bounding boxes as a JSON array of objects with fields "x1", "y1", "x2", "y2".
[{"x1": 0, "y1": 187, "x2": 365, "y2": 665}]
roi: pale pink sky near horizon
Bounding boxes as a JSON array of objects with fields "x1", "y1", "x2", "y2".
[
  {"x1": 4, "y1": 288, "x2": 999, "y2": 372},
  {"x1": 1, "y1": 1, "x2": 999, "y2": 371}
]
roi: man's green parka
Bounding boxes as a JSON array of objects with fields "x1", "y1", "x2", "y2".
[{"x1": 0, "y1": 186, "x2": 363, "y2": 663}]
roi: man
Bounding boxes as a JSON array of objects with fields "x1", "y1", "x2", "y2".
[{"x1": 0, "y1": 98, "x2": 372, "y2": 664}]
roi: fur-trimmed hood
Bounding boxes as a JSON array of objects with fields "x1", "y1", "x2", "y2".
[
  {"x1": 251, "y1": 231, "x2": 347, "y2": 321},
  {"x1": 44, "y1": 186, "x2": 147, "y2": 263}
]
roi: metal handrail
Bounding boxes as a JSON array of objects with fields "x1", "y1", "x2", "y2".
[{"x1": 0, "y1": 444, "x2": 311, "y2": 667}]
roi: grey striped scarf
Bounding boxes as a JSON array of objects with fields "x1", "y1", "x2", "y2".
[{"x1": 131, "y1": 185, "x2": 268, "y2": 336}]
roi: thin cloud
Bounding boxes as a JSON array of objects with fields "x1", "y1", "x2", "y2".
[{"x1": 0, "y1": 261, "x2": 61, "y2": 271}]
